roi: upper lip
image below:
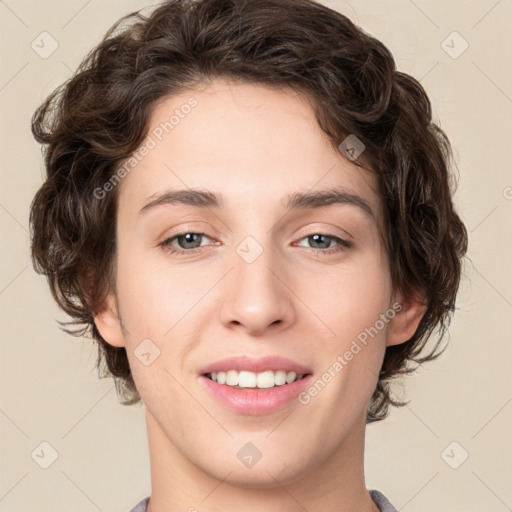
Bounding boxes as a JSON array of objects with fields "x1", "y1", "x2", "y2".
[{"x1": 199, "y1": 355, "x2": 312, "y2": 375}]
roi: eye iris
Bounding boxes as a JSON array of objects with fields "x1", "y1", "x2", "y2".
[
  {"x1": 309, "y1": 234, "x2": 330, "y2": 249},
  {"x1": 178, "y1": 233, "x2": 202, "y2": 249}
]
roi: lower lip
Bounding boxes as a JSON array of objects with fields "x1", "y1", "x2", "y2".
[{"x1": 198, "y1": 374, "x2": 313, "y2": 415}]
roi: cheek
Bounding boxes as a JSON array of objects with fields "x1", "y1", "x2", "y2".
[
  {"x1": 115, "y1": 250, "x2": 218, "y2": 395},
  {"x1": 295, "y1": 252, "x2": 391, "y2": 409},
  {"x1": 116, "y1": 246, "x2": 211, "y2": 336},
  {"x1": 300, "y1": 251, "x2": 392, "y2": 343}
]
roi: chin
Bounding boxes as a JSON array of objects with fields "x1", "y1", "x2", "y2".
[{"x1": 199, "y1": 451, "x2": 314, "y2": 489}]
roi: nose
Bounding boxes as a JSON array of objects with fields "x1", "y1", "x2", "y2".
[{"x1": 218, "y1": 238, "x2": 296, "y2": 336}]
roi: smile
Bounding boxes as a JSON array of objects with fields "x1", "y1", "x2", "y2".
[{"x1": 205, "y1": 369, "x2": 308, "y2": 389}]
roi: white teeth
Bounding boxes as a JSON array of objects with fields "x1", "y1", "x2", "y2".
[
  {"x1": 274, "y1": 370, "x2": 287, "y2": 386},
  {"x1": 238, "y1": 371, "x2": 257, "y2": 388},
  {"x1": 207, "y1": 370, "x2": 306, "y2": 388},
  {"x1": 286, "y1": 371, "x2": 297, "y2": 384},
  {"x1": 226, "y1": 369, "x2": 238, "y2": 386},
  {"x1": 257, "y1": 370, "x2": 275, "y2": 388}
]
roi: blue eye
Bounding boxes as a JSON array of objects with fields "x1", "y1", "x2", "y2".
[
  {"x1": 160, "y1": 232, "x2": 212, "y2": 256},
  {"x1": 295, "y1": 234, "x2": 353, "y2": 255},
  {"x1": 159, "y1": 232, "x2": 352, "y2": 256}
]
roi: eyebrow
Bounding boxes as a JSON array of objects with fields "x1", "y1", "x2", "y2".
[{"x1": 139, "y1": 187, "x2": 374, "y2": 219}]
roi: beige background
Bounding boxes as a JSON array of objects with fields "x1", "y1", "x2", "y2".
[{"x1": 1, "y1": 0, "x2": 511, "y2": 511}]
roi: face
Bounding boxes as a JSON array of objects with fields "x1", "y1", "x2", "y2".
[{"x1": 96, "y1": 79, "x2": 418, "y2": 488}]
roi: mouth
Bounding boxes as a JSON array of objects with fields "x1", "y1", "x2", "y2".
[
  {"x1": 198, "y1": 356, "x2": 314, "y2": 415},
  {"x1": 197, "y1": 355, "x2": 314, "y2": 414},
  {"x1": 202, "y1": 370, "x2": 311, "y2": 389}
]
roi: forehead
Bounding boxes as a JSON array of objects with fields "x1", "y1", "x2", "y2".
[{"x1": 116, "y1": 79, "x2": 383, "y2": 225}]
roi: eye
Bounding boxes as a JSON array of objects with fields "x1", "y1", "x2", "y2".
[
  {"x1": 160, "y1": 232, "x2": 214, "y2": 256},
  {"x1": 159, "y1": 231, "x2": 353, "y2": 257},
  {"x1": 295, "y1": 233, "x2": 353, "y2": 255}
]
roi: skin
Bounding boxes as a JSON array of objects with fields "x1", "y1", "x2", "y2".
[{"x1": 94, "y1": 79, "x2": 426, "y2": 512}]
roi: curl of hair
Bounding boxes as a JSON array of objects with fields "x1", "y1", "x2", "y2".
[{"x1": 30, "y1": 0, "x2": 468, "y2": 422}]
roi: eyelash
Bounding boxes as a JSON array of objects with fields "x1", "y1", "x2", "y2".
[{"x1": 159, "y1": 231, "x2": 353, "y2": 257}]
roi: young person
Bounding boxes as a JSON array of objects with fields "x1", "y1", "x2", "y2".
[{"x1": 29, "y1": 1, "x2": 468, "y2": 510}]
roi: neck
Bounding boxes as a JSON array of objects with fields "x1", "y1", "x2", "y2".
[{"x1": 145, "y1": 409, "x2": 378, "y2": 512}]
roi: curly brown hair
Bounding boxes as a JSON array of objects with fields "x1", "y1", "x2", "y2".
[{"x1": 29, "y1": 0, "x2": 468, "y2": 423}]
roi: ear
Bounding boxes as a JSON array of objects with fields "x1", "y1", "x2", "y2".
[
  {"x1": 93, "y1": 291, "x2": 126, "y2": 348},
  {"x1": 386, "y1": 286, "x2": 427, "y2": 347}
]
